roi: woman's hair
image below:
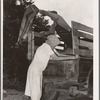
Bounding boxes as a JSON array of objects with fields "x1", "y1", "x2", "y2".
[{"x1": 47, "y1": 35, "x2": 60, "y2": 46}]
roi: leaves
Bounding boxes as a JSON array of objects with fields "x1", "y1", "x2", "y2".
[{"x1": 3, "y1": 1, "x2": 50, "y2": 89}]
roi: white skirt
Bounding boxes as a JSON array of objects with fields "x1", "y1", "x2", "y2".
[{"x1": 25, "y1": 68, "x2": 43, "y2": 100}]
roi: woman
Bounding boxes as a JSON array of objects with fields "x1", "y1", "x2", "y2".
[{"x1": 24, "y1": 34, "x2": 78, "y2": 100}]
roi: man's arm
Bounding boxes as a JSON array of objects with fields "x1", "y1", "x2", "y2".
[
  {"x1": 34, "y1": 23, "x2": 56, "y2": 37},
  {"x1": 39, "y1": 10, "x2": 58, "y2": 21}
]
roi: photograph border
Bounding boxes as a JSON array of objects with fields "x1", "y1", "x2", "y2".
[{"x1": 1, "y1": 0, "x2": 99, "y2": 100}]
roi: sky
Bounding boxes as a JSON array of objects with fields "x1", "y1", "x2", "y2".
[{"x1": 34, "y1": 0, "x2": 94, "y2": 28}]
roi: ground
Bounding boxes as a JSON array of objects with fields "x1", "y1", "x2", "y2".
[
  {"x1": 3, "y1": 79, "x2": 92, "y2": 100},
  {"x1": 3, "y1": 89, "x2": 92, "y2": 100}
]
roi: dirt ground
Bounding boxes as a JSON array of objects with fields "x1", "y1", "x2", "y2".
[
  {"x1": 3, "y1": 87, "x2": 92, "y2": 100},
  {"x1": 3, "y1": 78, "x2": 92, "y2": 100},
  {"x1": 3, "y1": 89, "x2": 92, "y2": 100}
]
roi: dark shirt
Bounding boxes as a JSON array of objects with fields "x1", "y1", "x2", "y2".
[{"x1": 55, "y1": 25, "x2": 72, "y2": 48}]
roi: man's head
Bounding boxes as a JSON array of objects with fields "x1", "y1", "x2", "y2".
[{"x1": 46, "y1": 35, "x2": 60, "y2": 48}]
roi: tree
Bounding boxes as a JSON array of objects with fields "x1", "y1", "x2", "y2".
[{"x1": 3, "y1": 1, "x2": 50, "y2": 89}]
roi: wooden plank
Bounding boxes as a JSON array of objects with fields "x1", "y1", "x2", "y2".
[
  {"x1": 28, "y1": 32, "x2": 32, "y2": 60},
  {"x1": 79, "y1": 38, "x2": 93, "y2": 42},
  {"x1": 71, "y1": 21, "x2": 93, "y2": 56},
  {"x1": 79, "y1": 40, "x2": 93, "y2": 49},
  {"x1": 31, "y1": 31, "x2": 35, "y2": 59},
  {"x1": 80, "y1": 57, "x2": 93, "y2": 60},
  {"x1": 72, "y1": 29, "x2": 80, "y2": 54},
  {"x1": 27, "y1": 32, "x2": 34, "y2": 60},
  {"x1": 71, "y1": 21, "x2": 93, "y2": 34},
  {"x1": 74, "y1": 30, "x2": 93, "y2": 40},
  {"x1": 74, "y1": 49, "x2": 93, "y2": 57}
]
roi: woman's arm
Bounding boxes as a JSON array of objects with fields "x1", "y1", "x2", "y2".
[
  {"x1": 51, "y1": 52, "x2": 78, "y2": 61},
  {"x1": 53, "y1": 49, "x2": 68, "y2": 57}
]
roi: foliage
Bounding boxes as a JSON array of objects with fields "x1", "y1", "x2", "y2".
[{"x1": 3, "y1": 1, "x2": 49, "y2": 90}]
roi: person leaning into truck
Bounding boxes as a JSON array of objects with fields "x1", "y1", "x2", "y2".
[{"x1": 24, "y1": 34, "x2": 78, "y2": 100}]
